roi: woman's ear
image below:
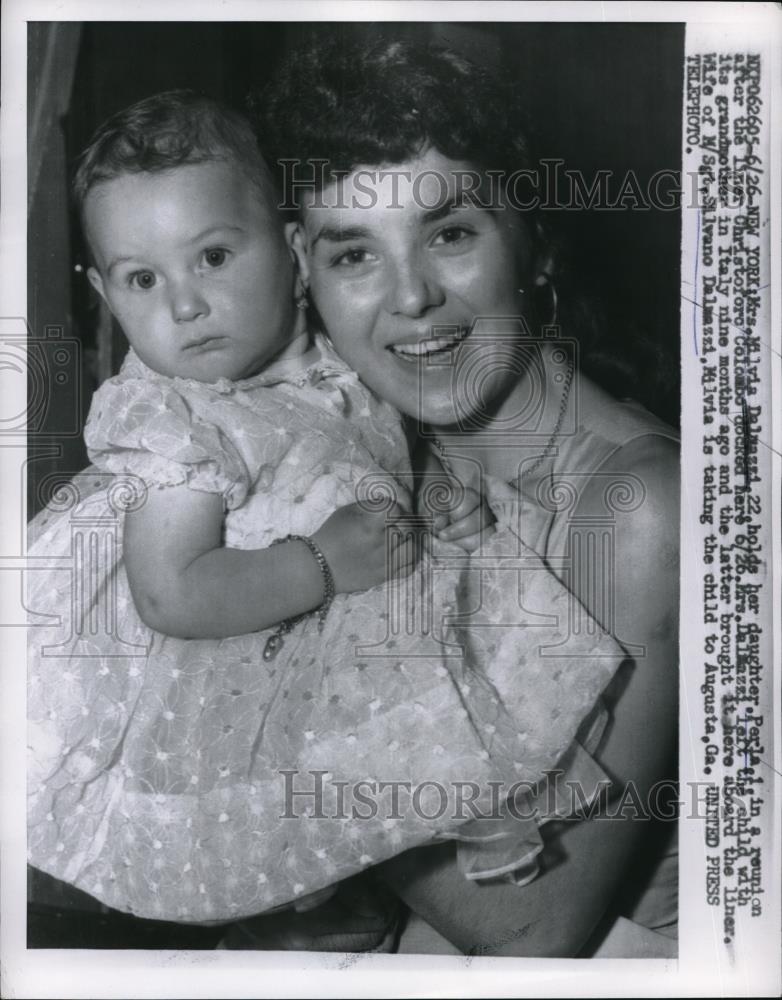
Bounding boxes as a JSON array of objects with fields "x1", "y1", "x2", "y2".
[{"x1": 285, "y1": 221, "x2": 310, "y2": 290}]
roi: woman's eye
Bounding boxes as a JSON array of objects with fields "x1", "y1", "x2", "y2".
[
  {"x1": 333, "y1": 248, "x2": 373, "y2": 267},
  {"x1": 128, "y1": 270, "x2": 156, "y2": 290},
  {"x1": 433, "y1": 226, "x2": 472, "y2": 246},
  {"x1": 203, "y1": 247, "x2": 228, "y2": 268}
]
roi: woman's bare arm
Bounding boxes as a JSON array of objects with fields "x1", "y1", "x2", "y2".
[{"x1": 378, "y1": 436, "x2": 680, "y2": 956}]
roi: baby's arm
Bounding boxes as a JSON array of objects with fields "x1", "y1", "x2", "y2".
[{"x1": 124, "y1": 483, "x2": 412, "y2": 639}]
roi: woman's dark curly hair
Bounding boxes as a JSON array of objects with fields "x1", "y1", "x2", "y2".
[
  {"x1": 253, "y1": 36, "x2": 677, "y2": 422},
  {"x1": 253, "y1": 37, "x2": 537, "y2": 202}
]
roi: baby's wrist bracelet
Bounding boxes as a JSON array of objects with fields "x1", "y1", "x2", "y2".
[
  {"x1": 262, "y1": 534, "x2": 335, "y2": 661},
  {"x1": 291, "y1": 535, "x2": 336, "y2": 623}
]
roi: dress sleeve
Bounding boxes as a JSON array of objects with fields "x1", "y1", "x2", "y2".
[{"x1": 84, "y1": 376, "x2": 251, "y2": 509}]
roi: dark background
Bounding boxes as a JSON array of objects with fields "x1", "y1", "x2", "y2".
[{"x1": 27, "y1": 19, "x2": 684, "y2": 947}]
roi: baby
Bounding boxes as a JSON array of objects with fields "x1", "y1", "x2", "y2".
[{"x1": 27, "y1": 91, "x2": 623, "y2": 927}]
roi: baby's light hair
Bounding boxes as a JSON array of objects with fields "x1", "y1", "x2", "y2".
[{"x1": 73, "y1": 89, "x2": 278, "y2": 222}]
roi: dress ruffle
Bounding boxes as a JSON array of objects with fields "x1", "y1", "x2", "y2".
[{"x1": 448, "y1": 704, "x2": 610, "y2": 885}]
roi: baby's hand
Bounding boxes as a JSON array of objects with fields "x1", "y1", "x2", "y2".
[
  {"x1": 312, "y1": 502, "x2": 417, "y2": 594},
  {"x1": 435, "y1": 485, "x2": 496, "y2": 553}
]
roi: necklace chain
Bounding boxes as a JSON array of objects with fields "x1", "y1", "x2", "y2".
[{"x1": 431, "y1": 362, "x2": 574, "y2": 482}]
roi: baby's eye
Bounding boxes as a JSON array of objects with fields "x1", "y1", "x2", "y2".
[
  {"x1": 128, "y1": 270, "x2": 156, "y2": 290},
  {"x1": 203, "y1": 247, "x2": 229, "y2": 268},
  {"x1": 432, "y1": 226, "x2": 472, "y2": 247}
]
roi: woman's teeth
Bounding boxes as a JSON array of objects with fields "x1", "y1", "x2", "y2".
[{"x1": 390, "y1": 329, "x2": 469, "y2": 362}]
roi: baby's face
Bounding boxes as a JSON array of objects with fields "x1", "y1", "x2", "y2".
[{"x1": 85, "y1": 160, "x2": 297, "y2": 381}]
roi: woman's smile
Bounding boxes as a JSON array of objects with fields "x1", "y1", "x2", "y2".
[{"x1": 387, "y1": 324, "x2": 471, "y2": 361}]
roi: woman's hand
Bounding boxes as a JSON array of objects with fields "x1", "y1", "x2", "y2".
[
  {"x1": 434, "y1": 484, "x2": 496, "y2": 552},
  {"x1": 312, "y1": 501, "x2": 417, "y2": 593},
  {"x1": 413, "y1": 439, "x2": 496, "y2": 552}
]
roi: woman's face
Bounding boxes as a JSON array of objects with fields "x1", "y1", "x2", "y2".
[{"x1": 295, "y1": 148, "x2": 543, "y2": 427}]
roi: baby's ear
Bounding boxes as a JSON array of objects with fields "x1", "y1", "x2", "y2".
[
  {"x1": 86, "y1": 266, "x2": 108, "y2": 303},
  {"x1": 285, "y1": 221, "x2": 310, "y2": 288}
]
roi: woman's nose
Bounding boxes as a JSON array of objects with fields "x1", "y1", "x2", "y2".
[
  {"x1": 386, "y1": 258, "x2": 444, "y2": 317},
  {"x1": 169, "y1": 279, "x2": 209, "y2": 323}
]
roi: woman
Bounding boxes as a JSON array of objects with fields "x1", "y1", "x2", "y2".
[{"x1": 252, "y1": 36, "x2": 679, "y2": 957}]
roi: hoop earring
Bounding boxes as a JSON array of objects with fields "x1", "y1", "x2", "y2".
[{"x1": 533, "y1": 279, "x2": 558, "y2": 325}]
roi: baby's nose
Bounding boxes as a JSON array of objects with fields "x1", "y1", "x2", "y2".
[{"x1": 170, "y1": 280, "x2": 209, "y2": 322}]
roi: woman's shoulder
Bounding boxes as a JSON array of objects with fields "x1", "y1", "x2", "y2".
[
  {"x1": 575, "y1": 375, "x2": 678, "y2": 448},
  {"x1": 562, "y1": 377, "x2": 678, "y2": 480},
  {"x1": 562, "y1": 376, "x2": 680, "y2": 531}
]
